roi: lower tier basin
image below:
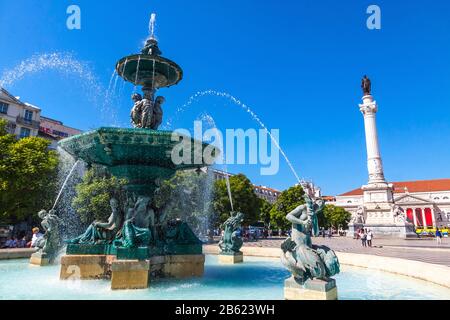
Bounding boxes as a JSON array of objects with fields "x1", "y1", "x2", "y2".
[{"x1": 1, "y1": 255, "x2": 449, "y2": 300}]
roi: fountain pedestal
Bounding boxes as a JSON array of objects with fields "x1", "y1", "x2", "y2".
[
  {"x1": 218, "y1": 252, "x2": 243, "y2": 264},
  {"x1": 29, "y1": 252, "x2": 50, "y2": 266},
  {"x1": 60, "y1": 253, "x2": 205, "y2": 289},
  {"x1": 284, "y1": 276, "x2": 338, "y2": 300},
  {"x1": 111, "y1": 260, "x2": 150, "y2": 290},
  {"x1": 60, "y1": 255, "x2": 108, "y2": 280}
]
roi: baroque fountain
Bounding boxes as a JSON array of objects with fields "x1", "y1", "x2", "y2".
[
  {"x1": 45, "y1": 14, "x2": 219, "y2": 290},
  {"x1": 12, "y1": 14, "x2": 450, "y2": 301}
]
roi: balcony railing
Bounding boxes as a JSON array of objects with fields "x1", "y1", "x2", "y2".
[{"x1": 16, "y1": 116, "x2": 40, "y2": 129}]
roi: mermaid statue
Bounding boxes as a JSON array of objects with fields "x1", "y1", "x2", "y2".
[
  {"x1": 281, "y1": 185, "x2": 340, "y2": 285},
  {"x1": 219, "y1": 212, "x2": 244, "y2": 255}
]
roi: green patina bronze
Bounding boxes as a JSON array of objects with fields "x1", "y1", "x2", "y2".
[
  {"x1": 281, "y1": 184, "x2": 340, "y2": 285},
  {"x1": 218, "y1": 212, "x2": 244, "y2": 255},
  {"x1": 61, "y1": 17, "x2": 218, "y2": 261}
]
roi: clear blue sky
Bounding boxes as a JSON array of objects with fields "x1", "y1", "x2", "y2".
[{"x1": 1, "y1": 0, "x2": 450, "y2": 195}]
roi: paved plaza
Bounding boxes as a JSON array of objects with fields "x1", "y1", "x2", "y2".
[{"x1": 233, "y1": 237, "x2": 450, "y2": 267}]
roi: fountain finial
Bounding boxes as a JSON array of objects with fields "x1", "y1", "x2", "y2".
[{"x1": 142, "y1": 13, "x2": 162, "y2": 56}]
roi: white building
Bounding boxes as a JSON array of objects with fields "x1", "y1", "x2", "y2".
[
  {"x1": 0, "y1": 87, "x2": 41, "y2": 138},
  {"x1": 335, "y1": 180, "x2": 450, "y2": 229}
]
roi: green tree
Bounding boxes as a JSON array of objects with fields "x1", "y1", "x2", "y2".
[
  {"x1": 213, "y1": 173, "x2": 260, "y2": 226},
  {"x1": 319, "y1": 204, "x2": 351, "y2": 229},
  {"x1": 72, "y1": 166, "x2": 127, "y2": 224},
  {"x1": 259, "y1": 198, "x2": 273, "y2": 227},
  {"x1": 269, "y1": 184, "x2": 305, "y2": 231},
  {"x1": 0, "y1": 119, "x2": 59, "y2": 224}
]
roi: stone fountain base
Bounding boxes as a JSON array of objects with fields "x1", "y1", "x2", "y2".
[
  {"x1": 284, "y1": 277, "x2": 338, "y2": 300},
  {"x1": 218, "y1": 252, "x2": 243, "y2": 264},
  {"x1": 60, "y1": 253, "x2": 205, "y2": 290},
  {"x1": 29, "y1": 252, "x2": 50, "y2": 266}
]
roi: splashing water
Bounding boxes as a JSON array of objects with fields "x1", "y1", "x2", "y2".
[
  {"x1": 149, "y1": 13, "x2": 157, "y2": 39},
  {"x1": 54, "y1": 148, "x2": 86, "y2": 240},
  {"x1": 166, "y1": 90, "x2": 301, "y2": 183},
  {"x1": 0, "y1": 52, "x2": 120, "y2": 127},
  {"x1": 53, "y1": 160, "x2": 81, "y2": 210},
  {"x1": 200, "y1": 113, "x2": 234, "y2": 211}
]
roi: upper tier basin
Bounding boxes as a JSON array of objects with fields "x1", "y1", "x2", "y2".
[{"x1": 59, "y1": 127, "x2": 219, "y2": 194}]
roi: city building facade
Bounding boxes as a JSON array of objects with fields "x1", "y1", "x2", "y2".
[
  {"x1": 0, "y1": 87, "x2": 82, "y2": 147},
  {"x1": 335, "y1": 180, "x2": 450, "y2": 229},
  {"x1": 38, "y1": 116, "x2": 82, "y2": 149},
  {"x1": 0, "y1": 87, "x2": 41, "y2": 138}
]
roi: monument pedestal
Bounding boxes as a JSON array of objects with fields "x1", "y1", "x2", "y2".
[
  {"x1": 284, "y1": 277, "x2": 337, "y2": 300},
  {"x1": 111, "y1": 260, "x2": 150, "y2": 290},
  {"x1": 218, "y1": 252, "x2": 243, "y2": 264},
  {"x1": 346, "y1": 223, "x2": 363, "y2": 238},
  {"x1": 29, "y1": 252, "x2": 50, "y2": 266},
  {"x1": 363, "y1": 223, "x2": 417, "y2": 238}
]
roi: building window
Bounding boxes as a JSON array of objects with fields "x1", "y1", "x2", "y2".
[
  {"x1": 19, "y1": 127, "x2": 31, "y2": 138},
  {"x1": 0, "y1": 102, "x2": 8, "y2": 114},
  {"x1": 24, "y1": 110, "x2": 34, "y2": 122}
]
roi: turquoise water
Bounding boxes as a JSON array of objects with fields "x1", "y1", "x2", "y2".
[{"x1": 1, "y1": 255, "x2": 449, "y2": 300}]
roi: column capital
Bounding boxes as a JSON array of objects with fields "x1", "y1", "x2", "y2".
[{"x1": 359, "y1": 100, "x2": 378, "y2": 115}]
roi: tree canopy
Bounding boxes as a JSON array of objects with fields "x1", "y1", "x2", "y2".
[
  {"x1": 212, "y1": 173, "x2": 260, "y2": 226},
  {"x1": 72, "y1": 165, "x2": 127, "y2": 224},
  {"x1": 0, "y1": 119, "x2": 59, "y2": 224},
  {"x1": 259, "y1": 198, "x2": 273, "y2": 227},
  {"x1": 319, "y1": 204, "x2": 351, "y2": 229},
  {"x1": 269, "y1": 184, "x2": 305, "y2": 231}
]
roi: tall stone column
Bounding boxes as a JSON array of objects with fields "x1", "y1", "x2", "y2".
[
  {"x1": 359, "y1": 93, "x2": 394, "y2": 205},
  {"x1": 359, "y1": 95, "x2": 386, "y2": 185},
  {"x1": 356, "y1": 76, "x2": 416, "y2": 238}
]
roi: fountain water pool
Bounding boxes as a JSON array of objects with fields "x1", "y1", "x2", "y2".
[{"x1": 1, "y1": 255, "x2": 449, "y2": 300}]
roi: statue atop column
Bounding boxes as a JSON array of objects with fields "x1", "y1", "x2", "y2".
[{"x1": 361, "y1": 75, "x2": 371, "y2": 96}]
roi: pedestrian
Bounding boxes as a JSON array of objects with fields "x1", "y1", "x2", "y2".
[
  {"x1": 2, "y1": 236, "x2": 14, "y2": 248},
  {"x1": 359, "y1": 229, "x2": 367, "y2": 247},
  {"x1": 367, "y1": 230, "x2": 373, "y2": 247},
  {"x1": 322, "y1": 227, "x2": 326, "y2": 238},
  {"x1": 28, "y1": 227, "x2": 44, "y2": 248},
  {"x1": 436, "y1": 227, "x2": 443, "y2": 245},
  {"x1": 327, "y1": 228, "x2": 332, "y2": 238},
  {"x1": 18, "y1": 236, "x2": 27, "y2": 248}
]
